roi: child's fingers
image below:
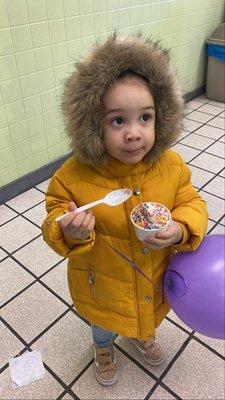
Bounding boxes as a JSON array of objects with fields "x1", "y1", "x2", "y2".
[
  {"x1": 68, "y1": 201, "x2": 77, "y2": 212},
  {"x1": 73, "y1": 211, "x2": 94, "y2": 236},
  {"x1": 57, "y1": 202, "x2": 77, "y2": 227},
  {"x1": 77, "y1": 214, "x2": 95, "y2": 239},
  {"x1": 144, "y1": 236, "x2": 171, "y2": 248}
]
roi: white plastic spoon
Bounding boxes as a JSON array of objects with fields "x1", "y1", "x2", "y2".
[{"x1": 55, "y1": 188, "x2": 132, "y2": 222}]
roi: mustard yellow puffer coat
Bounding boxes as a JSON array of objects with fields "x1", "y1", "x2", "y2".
[{"x1": 42, "y1": 150, "x2": 208, "y2": 340}]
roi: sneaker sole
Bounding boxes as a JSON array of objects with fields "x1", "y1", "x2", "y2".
[
  {"x1": 93, "y1": 366, "x2": 118, "y2": 386},
  {"x1": 128, "y1": 338, "x2": 165, "y2": 366}
]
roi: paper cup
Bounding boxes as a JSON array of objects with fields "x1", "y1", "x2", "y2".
[{"x1": 130, "y1": 202, "x2": 171, "y2": 242}]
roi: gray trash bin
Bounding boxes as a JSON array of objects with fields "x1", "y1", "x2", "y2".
[{"x1": 206, "y1": 23, "x2": 225, "y2": 102}]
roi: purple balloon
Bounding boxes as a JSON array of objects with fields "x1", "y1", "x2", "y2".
[{"x1": 163, "y1": 234, "x2": 225, "y2": 339}]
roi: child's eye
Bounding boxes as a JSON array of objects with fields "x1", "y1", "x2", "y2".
[
  {"x1": 140, "y1": 113, "x2": 151, "y2": 123},
  {"x1": 112, "y1": 117, "x2": 124, "y2": 126}
]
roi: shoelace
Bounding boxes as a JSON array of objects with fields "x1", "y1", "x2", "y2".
[{"x1": 97, "y1": 349, "x2": 115, "y2": 371}]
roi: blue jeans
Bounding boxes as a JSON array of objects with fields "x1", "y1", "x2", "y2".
[{"x1": 91, "y1": 324, "x2": 116, "y2": 347}]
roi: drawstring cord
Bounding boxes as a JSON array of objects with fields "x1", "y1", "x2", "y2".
[{"x1": 104, "y1": 240, "x2": 164, "y2": 302}]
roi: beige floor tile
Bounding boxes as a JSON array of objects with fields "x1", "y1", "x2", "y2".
[
  {"x1": 1, "y1": 258, "x2": 34, "y2": 306},
  {"x1": 180, "y1": 133, "x2": 214, "y2": 150},
  {"x1": 187, "y1": 111, "x2": 214, "y2": 124},
  {"x1": 33, "y1": 312, "x2": 92, "y2": 384},
  {"x1": 171, "y1": 143, "x2": 200, "y2": 162},
  {"x1": 36, "y1": 179, "x2": 50, "y2": 193},
  {"x1": 206, "y1": 141, "x2": 225, "y2": 159},
  {"x1": 200, "y1": 191, "x2": 225, "y2": 221},
  {"x1": 195, "y1": 95, "x2": 208, "y2": 103},
  {"x1": 208, "y1": 100, "x2": 225, "y2": 109},
  {"x1": 219, "y1": 216, "x2": 225, "y2": 225},
  {"x1": 0, "y1": 324, "x2": 24, "y2": 369},
  {"x1": 23, "y1": 202, "x2": 47, "y2": 227},
  {"x1": 40, "y1": 259, "x2": 71, "y2": 304},
  {"x1": 1, "y1": 282, "x2": 67, "y2": 343},
  {"x1": 178, "y1": 130, "x2": 191, "y2": 139},
  {"x1": 198, "y1": 104, "x2": 223, "y2": 116},
  {"x1": 116, "y1": 319, "x2": 188, "y2": 378},
  {"x1": 6, "y1": 189, "x2": 45, "y2": 213},
  {"x1": 193, "y1": 333, "x2": 225, "y2": 357},
  {"x1": 183, "y1": 119, "x2": 202, "y2": 132},
  {"x1": 189, "y1": 165, "x2": 214, "y2": 188},
  {"x1": 184, "y1": 107, "x2": 192, "y2": 115},
  {"x1": 0, "y1": 248, "x2": 7, "y2": 261},
  {"x1": 207, "y1": 219, "x2": 216, "y2": 232},
  {"x1": 163, "y1": 340, "x2": 225, "y2": 399},
  {"x1": 211, "y1": 224, "x2": 225, "y2": 234},
  {"x1": 61, "y1": 395, "x2": 74, "y2": 399},
  {"x1": 167, "y1": 310, "x2": 192, "y2": 333},
  {"x1": 219, "y1": 169, "x2": 225, "y2": 177},
  {"x1": 13, "y1": 236, "x2": 62, "y2": 277},
  {"x1": 149, "y1": 385, "x2": 175, "y2": 399},
  {"x1": 195, "y1": 124, "x2": 224, "y2": 140},
  {"x1": 72, "y1": 349, "x2": 155, "y2": 399},
  {"x1": 185, "y1": 100, "x2": 204, "y2": 109},
  {"x1": 0, "y1": 205, "x2": 17, "y2": 226},
  {"x1": 207, "y1": 116, "x2": 224, "y2": 129},
  {"x1": 0, "y1": 217, "x2": 40, "y2": 253},
  {"x1": 218, "y1": 110, "x2": 225, "y2": 117},
  {"x1": 203, "y1": 176, "x2": 225, "y2": 199},
  {"x1": 190, "y1": 153, "x2": 224, "y2": 173},
  {"x1": 0, "y1": 367, "x2": 64, "y2": 400}
]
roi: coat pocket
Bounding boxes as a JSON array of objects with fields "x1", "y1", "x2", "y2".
[{"x1": 67, "y1": 266, "x2": 97, "y2": 304}]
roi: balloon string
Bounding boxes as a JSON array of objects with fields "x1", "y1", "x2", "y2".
[{"x1": 104, "y1": 239, "x2": 160, "y2": 289}]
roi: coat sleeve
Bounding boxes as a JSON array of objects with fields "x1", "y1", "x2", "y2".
[
  {"x1": 41, "y1": 168, "x2": 95, "y2": 258},
  {"x1": 170, "y1": 154, "x2": 208, "y2": 252}
]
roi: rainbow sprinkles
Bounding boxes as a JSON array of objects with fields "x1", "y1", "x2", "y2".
[{"x1": 131, "y1": 202, "x2": 170, "y2": 231}]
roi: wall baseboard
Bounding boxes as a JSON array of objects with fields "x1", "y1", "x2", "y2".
[
  {"x1": 184, "y1": 85, "x2": 206, "y2": 102},
  {"x1": 0, "y1": 153, "x2": 72, "y2": 204},
  {"x1": 0, "y1": 86, "x2": 206, "y2": 204}
]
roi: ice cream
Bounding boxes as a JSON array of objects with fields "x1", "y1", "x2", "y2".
[{"x1": 130, "y1": 202, "x2": 171, "y2": 241}]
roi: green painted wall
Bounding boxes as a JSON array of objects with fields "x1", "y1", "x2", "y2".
[{"x1": 0, "y1": 0, "x2": 224, "y2": 187}]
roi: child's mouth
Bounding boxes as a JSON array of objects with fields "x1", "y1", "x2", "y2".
[{"x1": 124, "y1": 147, "x2": 143, "y2": 154}]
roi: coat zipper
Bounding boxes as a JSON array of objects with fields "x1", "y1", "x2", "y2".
[{"x1": 88, "y1": 268, "x2": 96, "y2": 299}]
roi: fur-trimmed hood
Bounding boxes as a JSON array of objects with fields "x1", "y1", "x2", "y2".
[{"x1": 62, "y1": 34, "x2": 184, "y2": 165}]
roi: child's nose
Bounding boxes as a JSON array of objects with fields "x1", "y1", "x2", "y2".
[{"x1": 125, "y1": 124, "x2": 141, "y2": 141}]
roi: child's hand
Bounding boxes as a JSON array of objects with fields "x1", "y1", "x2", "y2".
[
  {"x1": 143, "y1": 220, "x2": 182, "y2": 249},
  {"x1": 58, "y1": 201, "x2": 95, "y2": 241}
]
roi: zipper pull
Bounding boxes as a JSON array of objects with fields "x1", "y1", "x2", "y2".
[{"x1": 88, "y1": 269, "x2": 94, "y2": 286}]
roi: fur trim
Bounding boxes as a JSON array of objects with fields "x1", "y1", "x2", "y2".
[{"x1": 62, "y1": 33, "x2": 184, "y2": 165}]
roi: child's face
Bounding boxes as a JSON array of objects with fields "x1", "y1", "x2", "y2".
[{"x1": 102, "y1": 77, "x2": 155, "y2": 165}]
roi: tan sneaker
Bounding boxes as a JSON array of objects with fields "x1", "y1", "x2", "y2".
[
  {"x1": 93, "y1": 343, "x2": 118, "y2": 386},
  {"x1": 128, "y1": 337, "x2": 165, "y2": 365}
]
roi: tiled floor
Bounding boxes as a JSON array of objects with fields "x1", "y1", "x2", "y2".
[{"x1": 0, "y1": 95, "x2": 225, "y2": 400}]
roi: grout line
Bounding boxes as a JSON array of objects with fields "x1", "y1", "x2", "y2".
[
  {"x1": 175, "y1": 137, "x2": 225, "y2": 163},
  {"x1": 207, "y1": 215, "x2": 225, "y2": 234},
  {"x1": 0, "y1": 279, "x2": 36, "y2": 310},
  {"x1": 43, "y1": 362, "x2": 70, "y2": 391},
  {"x1": 151, "y1": 335, "x2": 193, "y2": 384},
  {"x1": 165, "y1": 316, "x2": 192, "y2": 335},
  {"x1": 200, "y1": 189, "x2": 224, "y2": 202},
  {"x1": 0, "y1": 254, "x2": 71, "y2": 310},
  {"x1": 0, "y1": 314, "x2": 28, "y2": 351},
  {"x1": 27, "y1": 308, "x2": 71, "y2": 348},
  {"x1": 9, "y1": 233, "x2": 42, "y2": 255},
  {"x1": 144, "y1": 381, "x2": 182, "y2": 400},
  {"x1": 5, "y1": 197, "x2": 45, "y2": 215},
  {"x1": 113, "y1": 341, "x2": 158, "y2": 381},
  {"x1": 191, "y1": 335, "x2": 225, "y2": 361},
  {"x1": 56, "y1": 360, "x2": 93, "y2": 400}
]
